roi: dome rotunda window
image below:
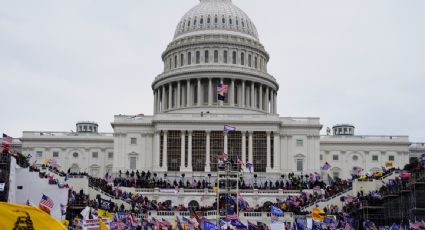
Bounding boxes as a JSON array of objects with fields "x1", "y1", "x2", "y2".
[
  {"x1": 229, "y1": 17, "x2": 232, "y2": 25},
  {"x1": 73, "y1": 152, "x2": 79, "y2": 158},
  {"x1": 222, "y1": 17, "x2": 225, "y2": 24},
  {"x1": 353, "y1": 155, "x2": 358, "y2": 161},
  {"x1": 215, "y1": 16, "x2": 218, "y2": 24},
  {"x1": 207, "y1": 16, "x2": 211, "y2": 24},
  {"x1": 200, "y1": 17, "x2": 204, "y2": 24}
]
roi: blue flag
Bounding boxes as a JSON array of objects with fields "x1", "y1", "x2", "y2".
[
  {"x1": 271, "y1": 206, "x2": 284, "y2": 216},
  {"x1": 231, "y1": 219, "x2": 247, "y2": 229},
  {"x1": 295, "y1": 218, "x2": 308, "y2": 230},
  {"x1": 203, "y1": 218, "x2": 220, "y2": 230}
]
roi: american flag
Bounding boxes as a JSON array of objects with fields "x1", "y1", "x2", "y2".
[
  {"x1": 2, "y1": 133, "x2": 12, "y2": 151},
  {"x1": 218, "y1": 152, "x2": 228, "y2": 161},
  {"x1": 128, "y1": 213, "x2": 136, "y2": 226},
  {"x1": 39, "y1": 194, "x2": 54, "y2": 210},
  {"x1": 217, "y1": 83, "x2": 229, "y2": 94},
  {"x1": 344, "y1": 222, "x2": 353, "y2": 230}
]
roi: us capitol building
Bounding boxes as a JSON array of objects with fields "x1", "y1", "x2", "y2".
[{"x1": 19, "y1": 0, "x2": 414, "y2": 181}]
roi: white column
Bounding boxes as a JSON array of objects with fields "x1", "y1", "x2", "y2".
[
  {"x1": 250, "y1": 82, "x2": 255, "y2": 108},
  {"x1": 162, "y1": 86, "x2": 166, "y2": 111},
  {"x1": 154, "y1": 131, "x2": 161, "y2": 170},
  {"x1": 248, "y1": 131, "x2": 253, "y2": 166},
  {"x1": 154, "y1": 90, "x2": 158, "y2": 113},
  {"x1": 163, "y1": 131, "x2": 168, "y2": 170},
  {"x1": 270, "y1": 90, "x2": 274, "y2": 114},
  {"x1": 177, "y1": 81, "x2": 181, "y2": 109},
  {"x1": 274, "y1": 132, "x2": 280, "y2": 171},
  {"x1": 208, "y1": 78, "x2": 212, "y2": 106},
  {"x1": 197, "y1": 79, "x2": 202, "y2": 106},
  {"x1": 266, "y1": 131, "x2": 271, "y2": 171},
  {"x1": 259, "y1": 84, "x2": 263, "y2": 111},
  {"x1": 186, "y1": 80, "x2": 191, "y2": 107},
  {"x1": 168, "y1": 84, "x2": 172, "y2": 110},
  {"x1": 187, "y1": 131, "x2": 193, "y2": 171},
  {"x1": 180, "y1": 131, "x2": 185, "y2": 171},
  {"x1": 241, "y1": 131, "x2": 246, "y2": 163},
  {"x1": 241, "y1": 80, "x2": 245, "y2": 108},
  {"x1": 273, "y1": 92, "x2": 277, "y2": 114},
  {"x1": 224, "y1": 132, "x2": 228, "y2": 154},
  {"x1": 265, "y1": 87, "x2": 269, "y2": 113},
  {"x1": 230, "y1": 79, "x2": 235, "y2": 106},
  {"x1": 205, "y1": 131, "x2": 211, "y2": 172}
]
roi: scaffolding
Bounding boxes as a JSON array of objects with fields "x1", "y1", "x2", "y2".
[
  {"x1": 216, "y1": 161, "x2": 241, "y2": 225},
  {"x1": 0, "y1": 151, "x2": 11, "y2": 202}
]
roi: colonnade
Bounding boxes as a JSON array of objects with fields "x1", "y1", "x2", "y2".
[
  {"x1": 154, "y1": 130, "x2": 279, "y2": 172},
  {"x1": 154, "y1": 78, "x2": 277, "y2": 114}
]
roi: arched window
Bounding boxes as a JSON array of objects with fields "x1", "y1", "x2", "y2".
[
  {"x1": 229, "y1": 17, "x2": 233, "y2": 25},
  {"x1": 236, "y1": 19, "x2": 239, "y2": 26},
  {"x1": 200, "y1": 17, "x2": 204, "y2": 25},
  {"x1": 254, "y1": 56, "x2": 258, "y2": 69},
  {"x1": 194, "y1": 17, "x2": 197, "y2": 26},
  {"x1": 214, "y1": 50, "x2": 218, "y2": 63},
  {"x1": 222, "y1": 17, "x2": 225, "y2": 24},
  {"x1": 73, "y1": 152, "x2": 79, "y2": 158},
  {"x1": 187, "y1": 52, "x2": 192, "y2": 65},
  {"x1": 187, "y1": 20, "x2": 191, "y2": 27},
  {"x1": 207, "y1": 16, "x2": 211, "y2": 24},
  {"x1": 232, "y1": 51, "x2": 237, "y2": 64},
  {"x1": 241, "y1": 53, "x2": 245, "y2": 65},
  {"x1": 70, "y1": 164, "x2": 80, "y2": 174},
  {"x1": 204, "y1": 50, "x2": 209, "y2": 63},
  {"x1": 248, "y1": 54, "x2": 252, "y2": 67},
  {"x1": 196, "y1": 51, "x2": 200, "y2": 64},
  {"x1": 241, "y1": 20, "x2": 245, "y2": 28},
  {"x1": 174, "y1": 55, "x2": 177, "y2": 68},
  {"x1": 180, "y1": 53, "x2": 184, "y2": 67},
  {"x1": 223, "y1": 50, "x2": 228, "y2": 63},
  {"x1": 214, "y1": 16, "x2": 218, "y2": 24},
  {"x1": 188, "y1": 200, "x2": 200, "y2": 210}
]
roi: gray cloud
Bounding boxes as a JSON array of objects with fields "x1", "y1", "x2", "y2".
[{"x1": 0, "y1": 0, "x2": 424, "y2": 141}]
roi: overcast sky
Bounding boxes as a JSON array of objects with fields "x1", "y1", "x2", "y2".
[{"x1": 0, "y1": 0, "x2": 424, "y2": 142}]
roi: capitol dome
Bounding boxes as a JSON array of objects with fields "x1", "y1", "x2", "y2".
[{"x1": 174, "y1": 0, "x2": 259, "y2": 41}]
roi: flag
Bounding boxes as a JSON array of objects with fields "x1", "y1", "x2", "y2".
[
  {"x1": 0, "y1": 183, "x2": 5, "y2": 192},
  {"x1": 128, "y1": 213, "x2": 137, "y2": 226},
  {"x1": 98, "y1": 209, "x2": 114, "y2": 220},
  {"x1": 295, "y1": 218, "x2": 308, "y2": 230},
  {"x1": 237, "y1": 156, "x2": 244, "y2": 165},
  {"x1": 224, "y1": 125, "x2": 236, "y2": 133},
  {"x1": 176, "y1": 216, "x2": 184, "y2": 230},
  {"x1": 39, "y1": 194, "x2": 54, "y2": 213},
  {"x1": 322, "y1": 162, "x2": 331, "y2": 171},
  {"x1": 203, "y1": 218, "x2": 221, "y2": 230},
  {"x1": 217, "y1": 83, "x2": 229, "y2": 101},
  {"x1": 100, "y1": 219, "x2": 109, "y2": 230},
  {"x1": 389, "y1": 223, "x2": 399, "y2": 230},
  {"x1": 218, "y1": 152, "x2": 228, "y2": 161},
  {"x1": 0, "y1": 202, "x2": 66, "y2": 230},
  {"x1": 2, "y1": 133, "x2": 12, "y2": 151},
  {"x1": 230, "y1": 219, "x2": 246, "y2": 229},
  {"x1": 246, "y1": 162, "x2": 253, "y2": 173},
  {"x1": 352, "y1": 166, "x2": 364, "y2": 175},
  {"x1": 248, "y1": 221, "x2": 258, "y2": 230},
  {"x1": 311, "y1": 208, "x2": 325, "y2": 221},
  {"x1": 271, "y1": 206, "x2": 284, "y2": 216}
]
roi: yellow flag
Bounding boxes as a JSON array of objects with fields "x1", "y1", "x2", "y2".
[
  {"x1": 311, "y1": 207, "x2": 325, "y2": 221},
  {"x1": 0, "y1": 202, "x2": 66, "y2": 230},
  {"x1": 100, "y1": 219, "x2": 109, "y2": 230},
  {"x1": 98, "y1": 209, "x2": 114, "y2": 220}
]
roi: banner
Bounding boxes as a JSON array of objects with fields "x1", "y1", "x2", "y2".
[
  {"x1": 83, "y1": 219, "x2": 111, "y2": 230},
  {"x1": 0, "y1": 182, "x2": 5, "y2": 191},
  {"x1": 98, "y1": 209, "x2": 113, "y2": 220},
  {"x1": 99, "y1": 198, "x2": 113, "y2": 211},
  {"x1": 0, "y1": 202, "x2": 66, "y2": 229}
]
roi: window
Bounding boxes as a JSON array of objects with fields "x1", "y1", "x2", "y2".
[
  {"x1": 180, "y1": 53, "x2": 184, "y2": 66},
  {"x1": 90, "y1": 168, "x2": 99, "y2": 177},
  {"x1": 92, "y1": 152, "x2": 98, "y2": 158},
  {"x1": 296, "y1": 139, "x2": 303, "y2": 147},
  {"x1": 241, "y1": 53, "x2": 245, "y2": 65},
  {"x1": 222, "y1": 17, "x2": 225, "y2": 24},
  {"x1": 194, "y1": 18, "x2": 197, "y2": 26},
  {"x1": 389, "y1": 155, "x2": 395, "y2": 161},
  {"x1": 236, "y1": 19, "x2": 239, "y2": 26},
  {"x1": 53, "y1": 152, "x2": 59, "y2": 158},
  {"x1": 214, "y1": 50, "x2": 218, "y2": 63},
  {"x1": 372, "y1": 155, "x2": 379, "y2": 161},
  {"x1": 187, "y1": 20, "x2": 190, "y2": 27},
  {"x1": 352, "y1": 155, "x2": 358, "y2": 161},
  {"x1": 223, "y1": 50, "x2": 228, "y2": 63},
  {"x1": 196, "y1": 51, "x2": 200, "y2": 64},
  {"x1": 296, "y1": 159, "x2": 303, "y2": 172},
  {"x1": 130, "y1": 138, "x2": 137, "y2": 145},
  {"x1": 229, "y1": 17, "x2": 232, "y2": 25},
  {"x1": 207, "y1": 17, "x2": 210, "y2": 24},
  {"x1": 130, "y1": 157, "x2": 136, "y2": 170},
  {"x1": 248, "y1": 54, "x2": 252, "y2": 67},
  {"x1": 214, "y1": 16, "x2": 218, "y2": 23},
  {"x1": 232, "y1": 51, "x2": 237, "y2": 64},
  {"x1": 204, "y1": 50, "x2": 209, "y2": 63},
  {"x1": 174, "y1": 55, "x2": 177, "y2": 68},
  {"x1": 73, "y1": 152, "x2": 79, "y2": 158},
  {"x1": 333, "y1": 155, "x2": 339, "y2": 161},
  {"x1": 187, "y1": 52, "x2": 192, "y2": 65},
  {"x1": 36, "y1": 151, "x2": 43, "y2": 158},
  {"x1": 200, "y1": 17, "x2": 204, "y2": 24},
  {"x1": 320, "y1": 154, "x2": 323, "y2": 161},
  {"x1": 108, "y1": 152, "x2": 113, "y2": 159},
  {"x1": 241, "y1": 20, "x2": 245, "y2": 28},
  {"x1": 254, "y1": 56, "x2": 258, "y2": 69}
]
